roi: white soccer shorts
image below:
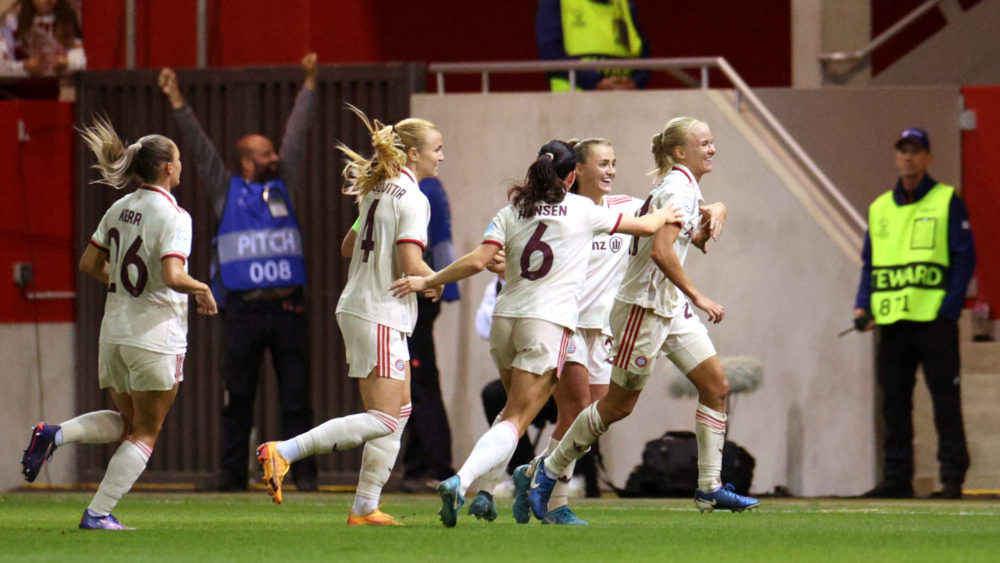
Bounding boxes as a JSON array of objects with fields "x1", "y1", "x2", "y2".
[
  {"x1": 608, "y1": 299, "x2": 716, "y2": 377},
  {"x1": 98, "y1": 342, "x2": 184, "y2": 393},
  {"x1": 489, "y1": 316, "x2": 571, "y2": 378},
  {"x1": 565, "y1": 327, "x2": 613, "y2": 385},
  {"x1": 337, "y1": 313, "x2": 409, "y2": 381}
]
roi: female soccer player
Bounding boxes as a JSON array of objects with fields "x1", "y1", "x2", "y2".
[
  {"x1": 21, "y1": 117, "x2": 217, "y2": 530},
  {"x1": 256, "y1": 106, "x2": 441, "y2": 526},
  {"x1": 528, "y1": 117, "x2": 760, "y2": 519},
  {"x1": 389, "y1": 139, "x2": 681, "y2": 527}
]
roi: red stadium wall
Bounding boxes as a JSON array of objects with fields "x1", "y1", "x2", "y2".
[
  {"x1": 80, "y1": 0, "x2": 792, "y2": 89},
  {"x1": 0, "y1": 102, "x2": 76, "y2": 323},
  {"x1": 961, "y1": 86, "x2": 1000, "y2": 314}
]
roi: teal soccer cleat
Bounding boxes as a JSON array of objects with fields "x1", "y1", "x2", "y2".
[
  {"x1": 511, "y1": 464, "x2": 532, "y2": 523},
  {"x1": 437, "y1": 475, "x2": 465, "y2": 527},
  {"x1": 541, "y1": 505, "x2": 589, "y2": 525},
  {"x1": 468, "y1": 491, "x2": 498, "y2": 522}
]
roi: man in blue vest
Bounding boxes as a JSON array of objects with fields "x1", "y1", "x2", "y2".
[
  {"x1": 536, "y1": 0, "x2": 650, "y2": 91},
  {"x1": 854, "y1": 127, "x2": 976, "y2": 499},
  {"x1": 158, "y1": 54, "x2": 319, "y2": 492}
]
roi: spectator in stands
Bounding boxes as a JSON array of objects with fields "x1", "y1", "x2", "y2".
[
  {"x1": 0, "y1": 0, "x2": 85, "y2": 78},
  {"x1": 536, "y1": 0, "x2": 649, "y2": 91}
]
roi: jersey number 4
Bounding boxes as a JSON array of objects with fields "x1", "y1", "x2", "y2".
[
  {"x1": 107, "y1": 227, "x2": 149, "y2": 297},
  {"x1": 359, "y1": 199, "x2": 380, "y2": 263}
]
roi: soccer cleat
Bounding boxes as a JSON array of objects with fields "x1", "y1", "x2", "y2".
[
  {"x1": 436, "y1": 475, "x2": 465, "y2": 528},
  {"x1": 527, "y1": 457, "x2": 557, "y2": 520},
  {"x1": 347, "y1": 509, "x2": 403, "y2": 526},
  {"x1": 468, "y1": 491, "x2": 498, "y2": 522},
  {"x1": 79, "y1": 510, "x2": 133, "y2": 530},
  {"x1": 511, "y1": 464, "x2": 532, "y2": 524},
  {"x1": 541, "y1": 505, "x2": 589, "y2": 526},
  {"x1": 694, "y1": 483, "x2": 760, "y2": 513},
  {"x1": 22, "y1": 422, "x2": 60, "y2": 483},
  {"x1": 256, "y1": 442, "x2": 290, "y2": 505}
]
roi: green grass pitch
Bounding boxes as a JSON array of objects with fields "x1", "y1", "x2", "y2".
[{"x1": 2, "y1": 492, "x2": 999, "y2": 562}]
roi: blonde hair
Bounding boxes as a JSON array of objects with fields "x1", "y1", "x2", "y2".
[
  {"x1": 650, "y1": 116, "x2": 703, "y2": 179},
  {"x1": 78, "y1": 115, "x2": 175, "y2": 190},
  {"x1": 339, "y1": 104, "x2": 439, "y2": 202}
]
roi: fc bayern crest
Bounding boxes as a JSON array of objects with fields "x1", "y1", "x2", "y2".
[
  {"x1": 568, "y1": 343, "x2": 576, "y2": 354},
  {"x1": 395, "y1": 359, "x2": 405, "y2": 371},
  {"x1": 634, "y1": 356, "x2": 648, "y2": 368}
]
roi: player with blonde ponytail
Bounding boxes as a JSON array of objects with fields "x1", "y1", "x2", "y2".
[
  {"x1": 257, "y1": 105, "x2": 443, "y2": 526},
  {"x1": 22, "y1": 116, "x2": 216, "y2": 530}
]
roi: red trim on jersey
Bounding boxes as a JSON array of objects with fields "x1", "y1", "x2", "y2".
[
  {"x1": 399, "y1": 167, "x2": 417, "y2": 184},
  {"x1": 89, "y1": 239, "x2": 108, "y2": 251},
  {"x1": 605, "y1": 195, "x2": 633, "y2": 206},
  {"x1": 140, "y1": 185, "x2": 185, "y2": 214},
  {"x1": 608, "y1": 213, "x2": 623, "y2": 235},
  {"x1": 397, "y1": 238, "x2": 426, "y2": 250},
  {"x1": 482, "y1": 240, "x2": 503, "y2": 249},
  {"x1": 161, "y1": 253, "x2": 187, "y2": 264},
  {"x1": 671, "y1": 166, "x2": 694, "y2": 185}
]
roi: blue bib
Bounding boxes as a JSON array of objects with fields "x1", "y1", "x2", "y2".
[{"x1": 216, "y1": 176, "x2": 307, "y2": 291}]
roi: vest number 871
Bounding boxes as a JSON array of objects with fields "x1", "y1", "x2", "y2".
[
  {"x1": 249, "y1": 260, "x2": 293, "y2": 284},
  {"x1": 877, "y1": 295, "x2": 909, "y2": 317}
]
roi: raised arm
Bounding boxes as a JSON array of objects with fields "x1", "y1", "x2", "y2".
[
  {"x1": 278, "y1": 53, "x2": 318, "y2": 200},
  {"x1": 158, "y1": 67, "x2": 231, "y2": 219},
  {"x1": 649, "y1": 223, "x2": 724, "y2": 323}
]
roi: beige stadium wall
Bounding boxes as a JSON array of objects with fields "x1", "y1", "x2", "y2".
[
  {"x1": 0, "y1": 324, "x2": 76, "y2": 491},
  {"x1": 755, "y1": 87, "x2": 962, "y2": 215},
  {"x1": 414, "y1": 89, "x2": 879, "y2": 497}
]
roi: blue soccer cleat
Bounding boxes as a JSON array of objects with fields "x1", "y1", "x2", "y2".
[
  {"x1": 694, "y1": 483, "x2": 760, "y2": 513},
  {"x1": 22, "y1": 422, "x2": 59, "y2": 483},
  {"x1": 436, "y1": 475, "x2": 465, "y2": 528},
  {"x1": 541, "y1": 505, "x2": 589, "y2": 526},
  {"x1": 511, "y1": 464, "x2": 532, "y2": 524},
  {"x1": 468, "y1": 491, "x2": 498, "y2": 522},
  {"x1": 79, "y1": 510, "x2": 134, "y2": 530},
  {"x1": 527, "y1": 457, "x2": 557, "y2": 520}
]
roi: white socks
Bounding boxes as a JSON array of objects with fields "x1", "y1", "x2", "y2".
[
  {"x1": 473, "y1": 413, "x2": 508, "y2": 496},
  {"x1": 544, "y1": 437, "x2": 576, "y2": 510},
  {"x1": 279, "y1": 410, "x2": 398, "y2": 463},
  {"x1": 456, "y1": 420, "x2": 519, "y2": 497},
  {"x1": 545, "y1": 402, "x2": 607, "y2": 477},
  {"x1": 57, "y1": 410, "x2": 125, "y2": 446},
  {"x1": 353, "y1": 403, "x2": 411, "y2": 517},
  {"x1": 87, "y1": 436, "x2": 151, "y2": 516},
  {"x1": 695, "y1": 403, "x2": 727, "y2": 492}
]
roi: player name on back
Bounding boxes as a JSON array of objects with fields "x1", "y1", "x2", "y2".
[{"x1": 518, "y1": 204, "x2": 568, "y2": 219}]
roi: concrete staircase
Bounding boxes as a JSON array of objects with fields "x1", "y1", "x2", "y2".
[{"x1": 912, "y1": 311, "x2": 1000, "y2": 495}]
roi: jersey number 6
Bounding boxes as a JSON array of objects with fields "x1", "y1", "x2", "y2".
[{"x1": 520, "y1": 222, "x2": 554, "y2": 281}]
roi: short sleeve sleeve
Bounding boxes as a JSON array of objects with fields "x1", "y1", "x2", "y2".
[
  {"x1": 160, "y1": 212, "x2": 193, "y2": 262},
  {"x1": 90, "y1": 208, "x2": 114, "y2": 251},
  {"x1": 587, "y1": 204, "x2": 622, "y2": 235},
  {"x1": 482, "y1": 207, "x2": 509, "y2": 248},
  {"x1": 659, "y1": 187, "x2": 699, "y2": 234},
  {"x1": 396, "y1": 192, "x2": 429, "y2": 249}
]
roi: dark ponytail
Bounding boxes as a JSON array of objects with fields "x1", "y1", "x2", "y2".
[{"x1": 509, "y1": 140, "x2": 575, "y2": 218}]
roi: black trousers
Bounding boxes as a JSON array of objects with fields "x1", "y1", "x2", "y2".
[
  {"x1": 220, "y1": 290, "x2": 317, "y2": 487},
  {"x1": 402, "y1": 298, "x2": 455, "y2": 481},
  {"x1": 480, "y1": 379, "x2": 559, "y2": 475},
  {"x1": 876, "y1": 319, "x2": 969, "y2": 486}
]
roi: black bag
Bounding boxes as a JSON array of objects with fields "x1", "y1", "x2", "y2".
[{"x1": 618, "y1": 431, "x2": 755, "y2": 497}]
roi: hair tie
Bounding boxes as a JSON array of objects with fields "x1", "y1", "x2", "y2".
[
  {"x1": 542, "y1": 152, "x2": 554, "y2": 160},
  {"x1": 129, "y1": 141, "x2": 142, "y2": 152},
  {"x1": 391, "y1": 124, "x2": 397, "y2": 134}
]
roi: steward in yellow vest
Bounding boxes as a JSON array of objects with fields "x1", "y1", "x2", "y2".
[
  {"x1": 536, "y1": 0, "x2": 650, "y2": 91},
  {"x1": 853, "y1": 127, "x2": 976, "y2": 500}
]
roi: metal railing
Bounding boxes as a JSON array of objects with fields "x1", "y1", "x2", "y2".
[
  {"x1": 819, "y1": 0, "x2": 944, "y2": 64},
  {"x1": 428, "y1": 57, "x2": 866, "y2": 233}
]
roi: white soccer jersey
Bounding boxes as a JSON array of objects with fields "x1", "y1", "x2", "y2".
[
  {"x1": 577, "y1": 194, "x2": 644, "y2": 333},
  {"x1": 484, "y1": 192, "x2": 623, "y2": 331},
  {"x1": 336, "y1": 167, "x2": 429, "y2": 334},
  {"x1": 91, "y1": 185, "x2": 193, "y2": 354},
  {"x1": 616, "y1": 165, "x2": 704, "y2": 317}
]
